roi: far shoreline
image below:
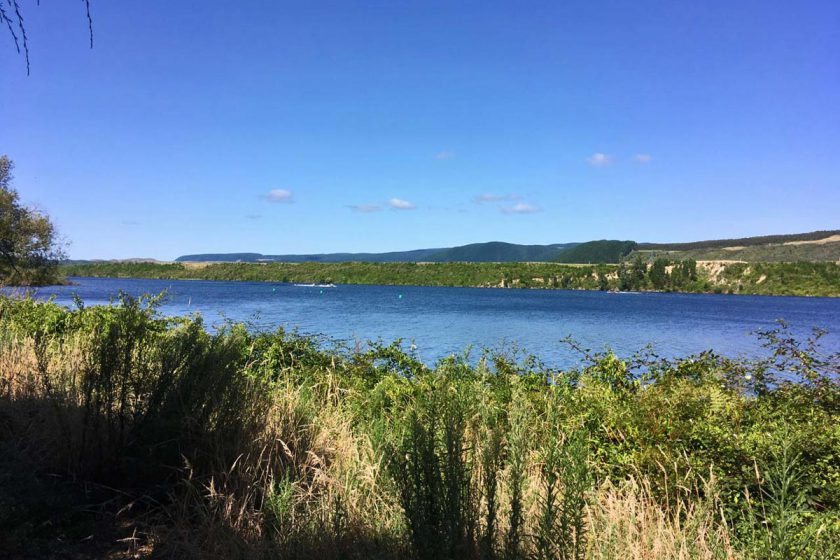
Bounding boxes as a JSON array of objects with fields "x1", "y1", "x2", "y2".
[{"x1": 53, "y1": 272, "x2": 840, "y2": 300}]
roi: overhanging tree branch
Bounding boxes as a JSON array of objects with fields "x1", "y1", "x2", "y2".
[{"x1": 1, "y1": 0, "x2": 94, "y2": 75}]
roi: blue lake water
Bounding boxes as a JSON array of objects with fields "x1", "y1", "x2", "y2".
[{"x1": 17, "y1": 277, "x2": 840, "y2": 367}]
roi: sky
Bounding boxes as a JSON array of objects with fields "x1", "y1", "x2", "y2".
[{"x1": 1, "y1": 1, "x2": 839, "y2": 260}]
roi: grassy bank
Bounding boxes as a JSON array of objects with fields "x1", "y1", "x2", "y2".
[
  {"x1": 61, "y1": 260, "x2": 840, "y2": 297},
  {"x1": 1, "y1": 295, "x2": 839, "y2": 559}
]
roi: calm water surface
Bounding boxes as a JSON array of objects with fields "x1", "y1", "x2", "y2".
[{"x1": 19, "y1": 277, "x2": 840, "y2": 367}]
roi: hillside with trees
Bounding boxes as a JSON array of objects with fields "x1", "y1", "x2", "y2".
[
  {"x1": 554, "y1": 240, "x2": 637, "y2": 264},
  {"x1": 637, "y1": 230, "x2": 840, "y2": 251},
  {"x1": 176, "y1": 242, "x2": 577, "y2": 263},
  {"x1": 172, "y1": 231, "x2": 840, "y2": 265}
]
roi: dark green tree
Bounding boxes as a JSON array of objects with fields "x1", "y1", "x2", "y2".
[
  {"x1": 629, "y1": 255, "x2": 648, "y2": 290},
  {"x1": 671, "y1": 259, "x2": 699, "y2": 288},
  {"x1": 618, "y1": 263, "x2": 631, "y2": 291},
  {"x1": 596, "y1": 271, "x2": 609, "y2": 291},
  {"x1": 649, "y1": 258, "x2": 669, "y2": 290},
  {"x1": 0, "y1": 155, "x2": 65, "y2": 285},
  {"x1": 685, "y1": 258, "x2": 698, "y2": 282}
]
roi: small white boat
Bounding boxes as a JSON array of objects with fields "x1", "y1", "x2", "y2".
[{"x1": 294, "y1": 283, "x2": 316, "y2": 287}]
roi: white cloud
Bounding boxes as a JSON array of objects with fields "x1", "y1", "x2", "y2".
[
  {"x1": 474, "y1": 193, "x2": 521, "y2": 204},
  {"x1": 586, "y1": 153, "x2": 613, "y2": 167},
  {"x1": 348, "y1": 204, "x2": 382, "y2": 213},
  {"x1": 388, "y1": 198, "x2": 416, "y2": 210},
  {"x1": 265, "y1": 188, "x2": 293, "y2": 203},
  {"x1": 501, "y1": 202, "x2": 541, "y2": 214},
  {"x1": 435, "y1": 150, "x2": 456, "y2": 160},
  {"x1": 634, "y1": 153, "x2": 652, "y2": 164}
]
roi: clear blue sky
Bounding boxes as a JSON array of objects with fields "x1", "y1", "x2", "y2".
[{"x1": 2, "y1": 1, "x2": 838, "y2": 260}]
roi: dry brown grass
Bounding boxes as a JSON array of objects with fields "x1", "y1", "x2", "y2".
[{"x1": 586, "y1": 478, "x2": 738, "y2": 560}]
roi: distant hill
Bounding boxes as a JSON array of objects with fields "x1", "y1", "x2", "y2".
[
  {"x1": 430, "y1": 242, "x2": 576, "y2": 262},
  {"x1": 176, "y1": 242, "x2": 578, "y2": 263},
  {"x1": 163, "y1": 230, "x2": 840, "y2": 265},
  {"x1": 637, "y1": 230, "x2": 840, "y2": 252},
  {"x1": 63, "y1": 258, "x2": 164, "y2": 265},
  {"x1": 175, "y1": 249, "x2": 445, "y2": 263},
  {"x1": 634, "y1": 230, "x2": 840, "y2": 262},
  {"x1": 554, "y1": 240, "x2": 637, "y2": 264}
]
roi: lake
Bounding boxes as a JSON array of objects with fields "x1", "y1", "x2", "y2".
[{"x1": 18, "y1": 276, "x2": 840, "y2": 367}]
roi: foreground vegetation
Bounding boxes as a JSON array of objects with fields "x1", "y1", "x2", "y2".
[
  {"x1": 1, "y1": 295, "x2": 839, "y2": 559},
  {"x1": 62, "y1": 259, "x2": 840, "y2": 297}
]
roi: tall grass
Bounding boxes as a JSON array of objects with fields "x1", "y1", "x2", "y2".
[
  {"x1": 1, "y1": 294, "x2": 838, "y2": 558},
  {"x1": 585, "y1": 476, "x2": 737, "y2": 560}
]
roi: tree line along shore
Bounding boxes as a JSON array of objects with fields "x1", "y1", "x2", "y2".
[{"x1": 60, "y1": 259, "x2": 840, "y2": 297}]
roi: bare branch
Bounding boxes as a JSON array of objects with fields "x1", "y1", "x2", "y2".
[
  {"x1": 84, "y1": 0, "x2": 93, "y2": 48},
  {"x1": 10, "y1": 0, "x2": 30, "y2": 75},
  {"x1": 1, "y1": 1, "x2": 94, "y2": 74},
  {"x1": 0, "y1": 4, "x2": 21, "y2": 56}
]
